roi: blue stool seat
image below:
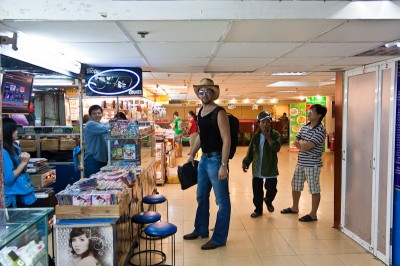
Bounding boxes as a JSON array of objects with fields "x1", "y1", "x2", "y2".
[
  {"x1": 132, "y1": 211, "x2": 161, "y2": 224},
  {"x1": 142, "y1": 194, "x2": 167, "y2": 204},
  {"x1": 144, "y1": 222, "x2": 177, "y2": 238},
  {"x1": 143, "y1": 222, "x2": 177, "y2": 265},
  {"x1": 142, "y1": 194, "x2": 169, "y2": 222}
]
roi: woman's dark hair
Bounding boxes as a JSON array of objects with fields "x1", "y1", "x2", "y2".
[
  {"x1": 88, "y1": 105, "x2": 103, "y2": 116},
  {"x1": 2, "y1": 117, "x2": 19, "y2": 168},
  {"x1": 69, "y1": 228, "x2": 103, "y2": 260},
  {"x1": 113, "y1": 112, "x2": 127, "y2": 120},
  {"x1": 188, "y1": 110, "x2": 197, "y2": 120}
]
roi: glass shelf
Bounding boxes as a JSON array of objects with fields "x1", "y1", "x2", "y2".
[{"x1": 0, "y1": 208, "x2": 53, "y2": 249}]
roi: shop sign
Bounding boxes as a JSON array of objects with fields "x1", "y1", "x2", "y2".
[
  {"x1": 65, "y1": 88, "x2": 79, "y2": 97},
  {"x1": 155, "y1": 95, "x2": 169, "y2": 104},
  {"x1": 85, "y1": 67, "x2": 142, "y2": 96},
  {"x1": 228, "y1": 104, "x2": 236, "y2": 109}
]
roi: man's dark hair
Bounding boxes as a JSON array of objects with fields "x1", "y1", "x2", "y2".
[
  {"x1": 311, "y1": 104, "x2": 327, "y2": 122},
  {"x1": 88, "y1": 105, "x2": 103, "y2": 116},
  {"x1": 173, "y1": 111, "x2": 179, "y2": 117}
]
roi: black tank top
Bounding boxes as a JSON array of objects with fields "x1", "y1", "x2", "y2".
[{"x1": 198, "y1": 107, "x2": 224, "y2": 153}]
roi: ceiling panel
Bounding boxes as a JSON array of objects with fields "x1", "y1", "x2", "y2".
[
  {"x1": 146, "y1": 57, "x2": 209, "y2": 67},
  {"x1": 313, "y1": 20, "x2": 400, "y2": 43},
  {"x1": 59, "y1": 43, "x2": 142, "y2": 62},
  {"x1": 3, "y1": 21, "x2": 128, "y2": 42},
  {"x1": 224, "y1": 20, "x2": 345, "y2": 42},
  {"x1": 137, "y1": 42, "x2": 217, "y2": 57},
  {"x1": 215, "y1": 43, "x2": 300, "y2": 58},
  {"x1": 268, "y1": 57, "x2": 342, "y2": 66},
  {"x1": 119, "y1": 20, "x2": 230, "y2": 42},
  {"x1": 285, "y1": 42, "x2": 383, "y2": 57}
]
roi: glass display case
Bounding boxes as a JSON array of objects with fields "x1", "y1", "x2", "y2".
[{"x1": 0, "y1": 208, "x2": 53, "y2": 266}]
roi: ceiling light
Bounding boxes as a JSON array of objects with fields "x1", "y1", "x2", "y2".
[
  {"x1": 299, "y1": 96, "x2": 305, "y2": 100},
  {"x1": 230, "y1": 98, "x2": 236, "y2": 103},
  {"x1": 0, "y1": 32, "x2": 81, "y2": 75},
  {"x1": 277, "y1": 90, "x2": 297, "y2": 93},
  {"x1": 33, "y1": 79, "x2": 76, "y2": 86},
  {"x1": 257, "y1": 99, "x2": 264, "y2": 104},
  {"x1": 243, "y1": 99, "x2": 250, "y2": 104},
  {"x1": 271, "y1": 72, "x2": 309, "y2": 76}
]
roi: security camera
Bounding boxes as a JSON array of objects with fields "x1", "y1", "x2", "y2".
[{"x1": 0, "y1": 33, "x2": 18, "y2": 51}]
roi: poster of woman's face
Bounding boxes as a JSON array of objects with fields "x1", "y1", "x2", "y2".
[{"x1": 56, "y1": 226, "x2": 114, "y2": 266}]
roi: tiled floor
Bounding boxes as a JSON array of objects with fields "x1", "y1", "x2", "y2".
[{"x1": 137, "y1": 145, "x2": 386, "y2": 266}]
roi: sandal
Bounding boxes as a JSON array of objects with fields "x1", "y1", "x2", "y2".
[
  {"x1": 299, "y1": 214, "x2": 318, "y2": 222},
  {"x1": 280, "y1": 207, "x2": 298, "y2": 214}
]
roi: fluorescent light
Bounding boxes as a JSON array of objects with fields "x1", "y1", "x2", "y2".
[
  {"x1": 277, "y1": 90, "x2": 297, "y2": 93},
  {"x1": 0, "y1": 32, "x2": 81, "y2": 75},
  {"x1": 243, "y1": 98, "x2": 250, "y2": 103},
  {"x1": 34, "y1": 79, "x2": 75, "y2": 86},
  {"x1": 271, "y1": 72, "x2": 309, "y2": 76}
]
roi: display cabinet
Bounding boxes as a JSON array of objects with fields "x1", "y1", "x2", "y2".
[
  {"x1": 155, "y1": 141, "x2": 166, "y2": 185},
  {"x1": 0, "y1": 208, "x2": 53, "y2": 266}
]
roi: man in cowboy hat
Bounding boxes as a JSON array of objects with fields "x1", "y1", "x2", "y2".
[{"x1": 184, "y1": 78, "x2": 231, "y2": 250}]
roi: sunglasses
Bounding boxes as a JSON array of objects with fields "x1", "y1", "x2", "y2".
[{"x1": 198, "y1": 89, "x2": 214, "y2": 96}]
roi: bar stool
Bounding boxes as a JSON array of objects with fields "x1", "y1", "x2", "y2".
[
  {"x1": 142, "y1": 194, "x2": 169, "y2": 221},
  {"x1": 144, "y1": 222, "x2": 177, "y2": 266},
  {"x1": 129, "y1": 211, "x2": 161, "y2": 266}
]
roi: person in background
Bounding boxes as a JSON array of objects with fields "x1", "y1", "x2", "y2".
[
  {"x1": 113, "y1": 112, "x2": 127, "y2": 120},
  {"x1": 3, "y1": 117, "x2": 37, "y2": 208},
  {"x1": 184, "y1": 78, "x2": 231, "y2": 250},
  {"x1": 281, "y1": 104, "x2": 327, "y2": 222},
  {"x1": 186, "y1": 110, "x2": 199, "y2": 155},
  {"x1": 83, "y1": 114, "x2": 90, "y2": 124},
  {"x1": 84, "y1": 105, "x2": 110, "y2": 177},
  {"x1": 242, "y1": 111, "x2": 281, "y2": 218},
  {"x1": 69, "y1": 228, "x2": 104, "y2": 266},
  {"x1": 171, "y1": 111, "x2": 183, "y2": 158}
]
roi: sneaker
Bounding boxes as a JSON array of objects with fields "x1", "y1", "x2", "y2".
[{"x1": 264, "y1": 198, "x2": 275, "y2": 213}]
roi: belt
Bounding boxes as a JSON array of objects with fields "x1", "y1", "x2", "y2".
[{"x1": 202, "y1": 151, "x2": 221, "y2": 158}]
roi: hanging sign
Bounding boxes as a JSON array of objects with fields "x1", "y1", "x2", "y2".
[
  {"x1": 252, "y1": 104, "x2": 259, "y2": 110},
  {"x1": 228, "y1": 104, "x2": 236, "y2": 109},
  {"x1": 85, "y1": 67, "x2": 142, "y2": 96}
]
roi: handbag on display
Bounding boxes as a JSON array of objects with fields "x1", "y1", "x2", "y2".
[{"x1": 177, "y1": 160, "x2": 199, "y2": 190}]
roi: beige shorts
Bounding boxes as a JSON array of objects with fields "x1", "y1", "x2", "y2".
[{"x1": 291, "y1": 165, "x2": 321, "y2": 194}]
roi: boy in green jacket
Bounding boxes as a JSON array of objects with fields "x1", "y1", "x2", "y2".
[{"x1": 242, "y1": 111, "x2": 281, "y2": 218}]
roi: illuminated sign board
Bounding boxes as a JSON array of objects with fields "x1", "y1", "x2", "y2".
[{"x1": 85, "y1": 67, "x2": 142, "y2": 96}]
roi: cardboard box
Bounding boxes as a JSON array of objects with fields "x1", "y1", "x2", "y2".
[
  {"x1": 41, "y1": 139, "x2": 59, "y2": 151},
  {"x1": 19, "y1": 139, "x2": 37, "y2": 152},
  {"x1": 59, "y1": 139, "x2": 78, "y2": 150}
]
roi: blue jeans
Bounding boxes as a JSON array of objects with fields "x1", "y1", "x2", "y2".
[
  {"x1": 194, "y1": 154, "x2": 231, "y2": 245},
  {"x1": 84, "y1": 154, "x2": 107, "y2": 178}
]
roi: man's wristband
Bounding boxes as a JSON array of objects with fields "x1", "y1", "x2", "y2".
[{"x1": 221, "y1": 162, "x2": 228, "y2": 168}]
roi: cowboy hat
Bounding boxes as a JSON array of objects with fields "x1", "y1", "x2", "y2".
[{"x1": 193, "y1": 78, "x2": 220, "y2": 100}]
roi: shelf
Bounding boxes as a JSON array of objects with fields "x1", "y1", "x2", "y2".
[
  {"x1": 19, "y1": 133, "x2": 80, "y2": 137},
  {"x1": 55, "y1": 189, "x2": 132, "y2": 219}
]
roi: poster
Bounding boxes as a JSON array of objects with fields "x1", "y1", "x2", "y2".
[
  {"x1": 289, "y1": 102, "x2": 306, "y2": 151},
  {"x1": 56, "y1": 224, "x2": 115, "y2": 266}
]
